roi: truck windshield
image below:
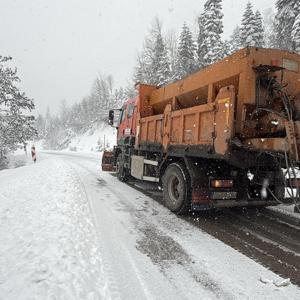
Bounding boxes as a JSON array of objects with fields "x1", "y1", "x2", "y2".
[
  {"x1": 120, "y1": 107, "x2": 126, "y2": 123},
  {"x1": 127, "y1": 104, "x2": 135, "y2": 118}
]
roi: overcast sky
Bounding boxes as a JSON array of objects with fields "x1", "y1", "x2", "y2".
[{"x1": 0, "y1": 0, "x2": 275, "y2": 115}]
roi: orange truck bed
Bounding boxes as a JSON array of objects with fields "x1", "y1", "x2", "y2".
[{"x1": 135, "y1": 47, "x2": 300, "y2": 160}]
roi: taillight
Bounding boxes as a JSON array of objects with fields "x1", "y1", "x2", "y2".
[{"x1": 211, "y1": 179, "x2": 234, "y2": 188}]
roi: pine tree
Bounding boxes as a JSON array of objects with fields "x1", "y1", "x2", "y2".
[
  {"x1": 151, "y1": 28, "x2": 170, "y2": 86},
  {"x1": 274, "y1": 0, "x2": 298, "y2": 51},
  {"x1": 201, "y1": 0, "x2": 224, "y2": 66},
  {"x1": 134, "y1": 53, "x2": 147, "y2": 84},
  {"x1": 264, "y1": 8, "x2": 276, "y2": 48},
  {"x1": 228, "y1": 26, "x2": 241, "y2": 54},
  {"x1": 165, "y1": 30, "x2": 178, "y2": 82},
  {"x1": 240, "y1": 2, "x2": 257, "y2": 47},
  {"x1": 124, "y1": 84, "x2": 137, "y2": 99},
  {"x1": 174, "y1": 22, "x2": 196, "y2": 80},
  {"x1": 0, "y1": 56, "x2": 36, "y2": 160},
  {"x1": 35, "y1": 114, "x2": 46, "y2": 139},
  {"x1": 253, "y1": 10, "x2": 265, "y2": 47},
  {"x1": 134, "y1": 18, "x2": 170, "y2": 86},
  {"x1": 197, "y1": 13, "x2": 206, "y2": 68},
  {"x1": 222, "y1": 40, "x2": 232, "y2": 57},
  {"x1": 43, "y1": 107, "x2": 53, "y2": 148},
  {"x1": 292, "y1": 2, "x2": 300, "y2": 52}
]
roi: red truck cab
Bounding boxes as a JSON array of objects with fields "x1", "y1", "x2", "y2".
[
  {"x1": 102, "y1": 98, "x2": 138, "y2": 172},
  {"x1": 116, "y1": 98, "x2": 137, "y2": 141}
]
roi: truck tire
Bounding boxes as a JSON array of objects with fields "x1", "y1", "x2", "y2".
[
  {"x1": 162, "y1": 163, "x2": 191, "y2": 214},
  {"x1": 116, "y1": 153, "x2": 128, "y2": 182}
]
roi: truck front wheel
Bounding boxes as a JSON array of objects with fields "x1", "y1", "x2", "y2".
[{"x1": 162, "y1": 163, "x2": 191, "y2": 214}]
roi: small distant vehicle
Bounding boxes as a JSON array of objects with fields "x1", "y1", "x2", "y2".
[{"x1": 102, "y1": 47, "x2": 300, "y2": 214}]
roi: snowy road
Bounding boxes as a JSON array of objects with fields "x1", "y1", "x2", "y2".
[{"x1": 1, "y1": 151, "x2": 300, "y2": 299}]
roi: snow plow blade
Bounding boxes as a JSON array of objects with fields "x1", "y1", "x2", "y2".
[{"x1": 102, "y1": 151, "x2": 115, "y2": 172}]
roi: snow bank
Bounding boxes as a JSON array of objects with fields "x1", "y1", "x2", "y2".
[
  {"x1": 7, "y1": 150, "x2": 32, "y2": 169},
  {"x1": 0, "y1": 158, "x2": 111, "y2": 299},
  {"x1": 66, "y1": 124, "x2": 116, "y2": 153}
]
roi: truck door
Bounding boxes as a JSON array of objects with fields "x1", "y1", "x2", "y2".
[
  {"x1": 117, "y1": 103, "x2": 136, "y2": 141},
  {"x1": 117, "y1": 105, "x2": 127, "y2": 141}
]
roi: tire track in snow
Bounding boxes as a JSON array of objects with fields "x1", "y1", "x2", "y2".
[{"x1": 63, "y1": 160, "x2": 122, "y2": 300}]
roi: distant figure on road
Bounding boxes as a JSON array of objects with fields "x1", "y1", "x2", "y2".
[{"x1": 31, "y1": 145, "x2": 37, "y2": 163}]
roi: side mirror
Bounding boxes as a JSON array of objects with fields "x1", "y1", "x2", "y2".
[{"x1": 108, "y1": 110, "x2": 114, "y2": 126}]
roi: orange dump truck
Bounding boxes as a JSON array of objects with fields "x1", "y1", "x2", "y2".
[{"x1": 102, "y1": 47, "x2": 300, "y2": 213}]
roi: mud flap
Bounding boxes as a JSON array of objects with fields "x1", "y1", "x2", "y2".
[
  {"x1": 102, "y1": 151, "x2": 115, "y2": 172},
  {"x1": 191, "y1": 186, "x2": 211, "y2": 211},
  {"x1": 184, "y1": 157, "x2": 211, "y2": 209}
]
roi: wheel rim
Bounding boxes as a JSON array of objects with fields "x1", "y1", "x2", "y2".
[{"x1": 168, "y1": 175, "x2": 181, "y2": 204}]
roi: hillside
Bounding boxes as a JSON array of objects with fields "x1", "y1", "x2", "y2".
[
  {"x1": 65, "y1": 124, "x2": 116, "y2": 152},
  {"x1": 37, "y1": 124, "x2": 117, "y2": 153}
]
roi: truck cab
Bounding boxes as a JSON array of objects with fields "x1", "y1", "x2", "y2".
[
  {"x1": 115, "y1": 98, "x2": 137, "y2": 143},
  {"x1": 102, "y1": 98, "x2": 138, "y2": 173}
]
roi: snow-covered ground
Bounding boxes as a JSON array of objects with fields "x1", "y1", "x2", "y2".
[
  {"x1": 0, "y1": 151, "x2": 300, "y2": 299},
  {"x1": 0, "y1": 156, "x2": 110, "y2": 299}
]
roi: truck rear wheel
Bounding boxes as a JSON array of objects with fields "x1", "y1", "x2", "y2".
[
  {"x1": 116, "y1": 153, "x2": 128, "y2": 182},
  {"x1": 162, "y1": 163, "x2": 191, "y2": 214}
]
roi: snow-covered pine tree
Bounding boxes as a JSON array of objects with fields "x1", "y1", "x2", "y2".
[
  {"x1": 165, "y1": 30, "x2": 178, "y2": 82},
  {"x1": 35, "y1": 114, "x2": 46, "y2": 139},
  {"x1": 292, "y1": 2, "x2": 300, "y2": 53},
  {"x1": 228, "y1": 26, "x2": 241, "y2": 54},
  {"x1": 111, "y1": 86, "x2": 132, "y2": 111},
  {"x1": 151, "y1": 27, "x2": 170, "y2": 86},
  {"x1": 197, "y1": 13, "x2": 206, "y2": 69},
  {"x1": 240, "y1": 2, "x2": 257, "y2": 47},
  {"x1": 133, "y1": 53, "x2": 147, "y2": 84},
  {"x1": 77, "y1": 97, "x2": 88, "y2": 129},
  {"x1": 222, "y1": 40, "x2": 232, "y2": 57},
  {"x1": 59, "y1": 99, "x2": 70, "y2": 129},
  {"x1": 133, "y1": 18, "x2": 158, "y2": 84},
  {"x1": 274, "y1": 0, "x2": 298, "y2": 51},
  {"x1": 263, "y1": 8, "x2": 276, "y2": 48},
  {"x1": 253, "y1": 10, "x2": 265, "y2": 47},
  {"x1": 174, "y1": 22, "x2": 196, "y2": 80},
  {"x1": 201, "y1": 0, "x2": 224, "y2": 66},
  {"x1": 90, "y1": 75, "x2": 113, "y2": 122},
  {"x1": 134, "y1": 18, "x2": 170, "y2": 86},
  {"x1": 43, "y1": 106, "x2": 52, "y2": 141},
  {"x1": 124, "y1": 84, "x2": 137, "y2": 99},
  {"x1": 0, "y1": 56, "x2": 36, "y2": 161}
]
